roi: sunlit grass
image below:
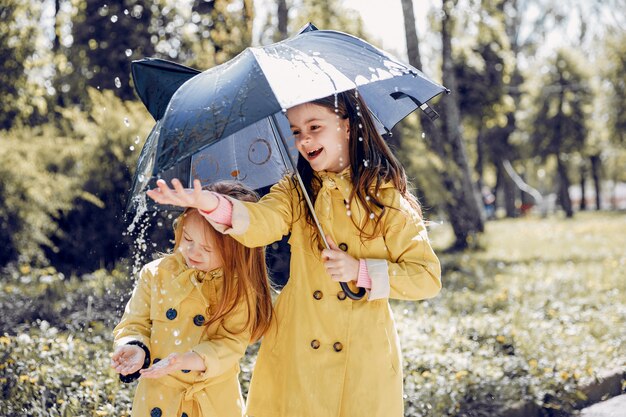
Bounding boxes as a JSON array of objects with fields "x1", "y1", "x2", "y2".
[
  {"x1": 398, "y1": 211, "x2": 626, "y2": 415},
  {"x1": 0, "y1": 211, "x2": 624, "y2": 416}
]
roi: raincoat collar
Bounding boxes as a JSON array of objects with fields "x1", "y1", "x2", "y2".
[{"x1": 167, "y1": 252, "x2": 223, "y2": 307}]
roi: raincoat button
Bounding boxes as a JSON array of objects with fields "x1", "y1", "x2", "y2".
[
  {"x1": 310, "y1": 339, "x2": 320, "y2": 349},
  {"x1": 150, "y1": 407, "x2": 162, "y2": 417},
  {"x1": 313, "y1": 290, "x2": 323, "y2": 300},
  {"x1": 338, "y1": 243, "x2": 348, "y2": 251},
  {"x1": 333, "y1": 342, "x2": 343, "y2": 352},
  {"x1": 166, "y1": 308, "x2": 177, "y2": 320},
  {"x1": 337, "y1": 291, "x2": 347, "y2": 300},
  {"x1": 193, "y1": 314, "x2": 205, "y2": 326}
]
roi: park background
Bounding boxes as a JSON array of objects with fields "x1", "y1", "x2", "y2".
[{"x1": 0, "y1": 0, "x2": 624, "y2": 416}]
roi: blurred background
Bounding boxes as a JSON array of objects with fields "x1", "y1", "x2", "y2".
[{"x1": 0, "y1": 1, "x2": 624, "y2": 416}]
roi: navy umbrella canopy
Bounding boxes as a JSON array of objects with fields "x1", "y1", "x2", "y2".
[
  {"x1": 154, "y1": 27, "x2": 447, "y2": 176},
  {"x1": 131, "y1": 58, "x2": 201, "y2": 121}
]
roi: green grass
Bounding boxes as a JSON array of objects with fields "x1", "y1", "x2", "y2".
[
  {"x1": 1, "y1": 211, "x2": 624, "y2": 416},
  {"x1": 397, "y1": 211, "x2": 626, "y2": 416}
]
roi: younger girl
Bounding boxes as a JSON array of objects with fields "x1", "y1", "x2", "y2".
[
  {"x1": 147, "y1": 90, "x2": 442, "y2": 417},
  {"x1": 111, "y1": 181, "x2": 273, "y2": 417}
]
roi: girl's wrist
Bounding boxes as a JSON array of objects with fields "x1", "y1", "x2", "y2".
[{"x1": 198, "y1": 191, "x2": 220, "y2": 214}]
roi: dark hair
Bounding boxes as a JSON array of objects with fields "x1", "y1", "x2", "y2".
[
  {"x1": 173, "y1": 181, "x2": 273, "y2": 342},
  {"x1": 294, "y1": 89, "x2": 421, "y2": 246}
]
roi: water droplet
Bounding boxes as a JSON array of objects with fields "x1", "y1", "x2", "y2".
[
  {"x1": 369, "y1": 213, "x2": 375, "y2": 219},
  {"x1": 421, "y1": 132, "x2": 426, "y2": 138},
  {"x1": 346, "y1": 210, "x2": 352, "y2": 217},
  {"x1": 129, "y1": 145, "x2": 135, "y2": 151},
  {"x1": 114, "y1": 77, "x2": 121, "y2": 88},
  {"x1": 358, "y1": 137, "x2": 363, "y2": 142},
  {"x1": 110, "y1": 15, "x2": 118, "y2": 23},
  {"x1": 134, "y1": 136, "x2": 140, "y2": 144},
  {"x1": 175, "y1": 339, "x2": 182, "y2": 346},
  {"x1": 125, "y1": 49, "x2": 132, "y2": 57},
  {"x1": 124, "y1": 117, "x2": 130, "y2": 127}
]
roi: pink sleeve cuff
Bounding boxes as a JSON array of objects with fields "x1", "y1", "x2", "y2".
[
  {"x1": 198, "y1": 192, "x2": 233, "y2": 227},
  {"x1": 356, "y1": 259, "x2": 372, "y2": 290}
]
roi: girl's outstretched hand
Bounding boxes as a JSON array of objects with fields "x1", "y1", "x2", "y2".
[
  {"x1": 139, "y1": 352, "x2": 182, "y2": 379},
  {"x1": 146, "y1": 178, "x2": 218, "y2": 212},
  {"x1": 322, "y1": 236, "x2": 360, "y2": 283},
  {"x1": 111, "y1": 345, "x2": 145, "y2": 376}
]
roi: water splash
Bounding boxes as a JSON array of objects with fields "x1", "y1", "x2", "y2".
[{"x1": 125, "y1": 193, "x2": 152, "y2": 277}]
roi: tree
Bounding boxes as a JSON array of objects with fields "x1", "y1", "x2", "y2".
[
  {"x1": 178, "y1": 0, "x2": 254, "y2": 69},
  {"x1": 401, "y1": 0, "x2": 485, "y2": 249},
  {"x1": 530, "y1": 48, "x2": 593, "y2": 217},
  {"x1": 60, "y1": 0, "x2": 155, "y2": 104},
  {"x1": 454, "y1": 0, "x2": 519, "y2": 217},
  {"x1": 0, "y1": 1, "x2": 44, "y2": 130}
]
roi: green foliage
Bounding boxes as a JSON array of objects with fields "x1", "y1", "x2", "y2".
[
  {"x1": 601, "y1": 31, "x2": 626, "y2": 147},
  {"x1": 288, "y1": 0, "x2": 365, "y2": 37},
  {"x1": 1, "y1": 212, "x2": 624, "y2": 416},
  {"x1": 61, "y1": 0, "x2": 155, "y2": 103},
  {"x1": 0, "y1": 126, "x2": 82, "y2": 265},
  {"x1": 0, "y1": 0, "x2": 46, "y2": 130},
  {"x1": 186, "y1": 0, "x2": 254, "y2": 68},
  {"x1": 48, "y1": 88, "x2": 153, "y2": 273},
  {"x1": 530, "y1": 48, "x2": 593, "y2": 159},
  {"x1": 0, "y1": 88, "x2": 153, "y2": 270},
  {"x1": 454, "y1": 0, "x2": 516, "y2": 129}
]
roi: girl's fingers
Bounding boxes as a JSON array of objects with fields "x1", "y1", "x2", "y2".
[{"x1": 171, "y1": 178, "x2": 186, "y2": 194}]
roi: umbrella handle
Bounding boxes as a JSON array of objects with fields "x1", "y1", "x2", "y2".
[{"x1": 340, "y1": 282, "x2": 367, "y2": 300}]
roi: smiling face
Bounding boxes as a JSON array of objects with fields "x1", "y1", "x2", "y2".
[
  {"x1": 177, "y1": 211, "x2": 223, "y2": 272},
  {"x1": 287, "y1": 102, "x2": 351, "y2": 173}
]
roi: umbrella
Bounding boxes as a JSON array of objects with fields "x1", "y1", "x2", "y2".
[{"x1": 129, "y1": 23, "x2": 448, "y2": 299}]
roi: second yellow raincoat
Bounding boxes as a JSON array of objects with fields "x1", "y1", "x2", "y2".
[
  {"x1": 207, "y1": 169, "x2": 441, "y2": 417},
  {"x1": 113, "y1": 252, "x2": 253, "y2": 417}
]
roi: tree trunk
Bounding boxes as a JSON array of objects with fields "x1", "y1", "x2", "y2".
[
  {"x1": 557, "y1": 156, "x2": 574, "y2": 217},
  {"x1": 476, "y1": 129, "x2": 485, "y2": 190},
  {"x1": 275, "y1": 0, "x2": 288, "y2": 41},
  {"x1": 494, "y1": 156, "x2": 517, "y2": 216},
  {"x1": 439, "y1": 0, "x2": 486, "y2": 237},
  {"x1": 590, "y1": 154, "x2": 601, "y2": 210},
  {"x1": 53, "y1": 0, "x2": 61, "y2": 53},
  {"x1": 401, "y1": 0, "x2": 485, "y2": 249},
  {"x1": 579, "y1": 162, "x2": 587, "y2": 210}
]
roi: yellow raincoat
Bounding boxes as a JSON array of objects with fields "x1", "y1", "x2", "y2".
[
  {"x1": 113, "y1": 252, "x2": 253, "y2": 417},
  {"x1": 207, "y1": 169, "x2": 441, "y2": 417}
]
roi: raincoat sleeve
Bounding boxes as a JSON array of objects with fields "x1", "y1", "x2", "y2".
[
  {"x1": 191, "y1": 295, "x2": 254, "y2": 380},
  {"x1": 365, "y1": 190, "x2": 441, "y2": 301},
  {"x1": 203, "y1": 176, "x2": 296, "y2": 247},
  {"x1": 112, "y1": 263, "x2": 154, "y2": 351}
]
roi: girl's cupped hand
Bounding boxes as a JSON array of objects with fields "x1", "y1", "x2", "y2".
[{"x1": 111, "y1": 345, "x2": 145, "y2": 376}]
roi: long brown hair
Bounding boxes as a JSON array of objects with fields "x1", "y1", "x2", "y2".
[
  {"x1": 295, "y1": 89, "x2": 422, "y2": 243},
  {"x1": 172, "y1": 181, "x2": 273, "y2": 342}
]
